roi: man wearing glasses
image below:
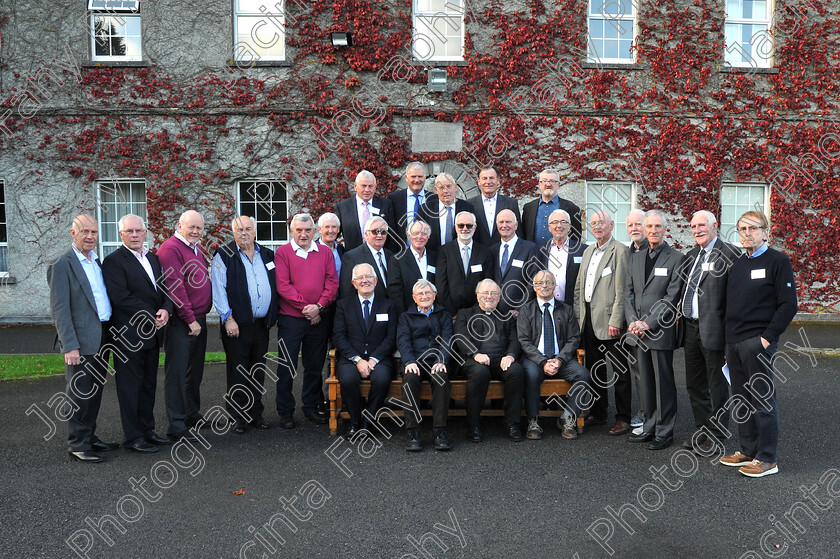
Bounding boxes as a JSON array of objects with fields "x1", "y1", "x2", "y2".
[
  {"x1": 537, "y1": 209, "x2": 587, "y2": 308},
  {"x1": 338, "y1": 216, "x2": 394, "y2": 300},
  {"x1": 435, "y1": 211, "x2": 492, "y2": 315},
  {"x1": 522, "y1": 169, "x2": 582, "y2": 245},
  {"x1": 419, "y1": 172, "x2": 475, "y2": 250}
]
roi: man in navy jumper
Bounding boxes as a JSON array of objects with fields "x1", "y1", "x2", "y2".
[{"x1": 719, "y1": 211, "x2": 797, "y2": 478}]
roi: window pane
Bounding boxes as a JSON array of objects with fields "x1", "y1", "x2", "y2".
[
  {"x1": 236, "y1": 16, "x2": 285, "y2": 60},
  {"x1": 727, "y1": 0, "x2": 741, "y2": 19},
  {"x1": 238, "y1": 0, "x2": 284, "y2": 13}
]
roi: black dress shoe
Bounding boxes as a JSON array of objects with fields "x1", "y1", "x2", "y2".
[
  {"x1": 69, "y1": 450, "x2": 104, "y2": 463},
  {"x1": 233, "y1": 421, "x2": 247, "y2": 435},
  {"x1": 628, "y1": 432, "x2": 655, "y2": 443},
  {"x1": 249, "y1": 419, "x2": 270, "y2": 430},
  {"x1": 280, "y1": 415, "x2": 296, "y2": 429},
  {"x1": 304, "y1": 411, "x2": 328, "y2": 425},
  {"x1": 649, "y1": 437, "x2": 673, "y2": 451},
  {"x1": 185, "y1": 415, "x2": 205, "y2": 428},
  {"x1": 346, "y1": 424, "x2": 360, "y2": 439},
  {"x1": 127, "y1": 440, "x2": 159, "y2": 453},
  {"x1": 146, "y1": 432, "x2": 172, "y2": 445},
  {"x1": 169, "y1": 432, "x2": 200, "y2": 443},
  {"x1": 585, "y1": 414, "x2": 608, "y2": 427},
  {"x1": 466, "y1": 426, "x2": 483, "y2": 443},
  {"x1": 434, "y1": 429, "x2": 452, "y2": 451},
  {"x1": 405, "y1": 428, "x2": 422, "y2": 452},
  {"x1": 91, "y1": 440, "x2": 120, "y2": 452},
  {"x1": 506, "y1": 423, "x2": 524, "y2": 442}
]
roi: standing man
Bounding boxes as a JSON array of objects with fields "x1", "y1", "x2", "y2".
[
  {"x1": 339, "y1": 216, "x2": 394, "y2": 300},
  {"x1": 720, "y1": 211, "x2": 797, "y2": 478},
  {"x1": 679, "y1": 210, "x2": 739, "y2": 452},
  {"x1": 157, "y1": 210, "x2": 211, "y2": 442},
  {"x1": 490, "y1": 209, "x2": 537, "y2": 314},
  {"x1": 211, "y1": 216, "x2": 277, "y2": 434},
  {"x1": 388, "y1": 161, "x2": 428, "y2": 238},
  {"x1": 537, "y1": 209, "x2": 587, "y2": 307},
  {"x1": 47, "y1": 214, "x2": 118, "y2": 462},
  {"x1": 419, "y1": 172, "x2": 475, "y2": 250},
  {"x1": 435, "y1": 211, "x2": 492, "y2": 315},
  {"x1": 274, "y1": 213, "x2": 339, "y2": 428},
  {"x1": 468, "y1": 166, "x2": 522, "y2": 246},
  {"x1": 102, "y1": 214, "x2": 172, "y2": 453},
  {"x1": 574, "y1": 210, "x2": 631, "y2": 435},
  {"x1": 625, "y1": 208, "x2": 648, "y2": 432},
  {"x1": 387, "y1": 220, "x2": 437, "y2": 314},
  {"x1": 335, "y1": 170, "x2": 397, "y2": 252},
  {"x1": 317, "y1": 212, "x2": 344, "y2": 277},
  {"x1": 521, "y1": 169, "x2": 582, "y2": 245},
  {"x1": 625, "y1": 210, "x2": 686, "y2": 451},
  {"x1": 332, "y1": 264, "x2": 398, "y2": 438}
]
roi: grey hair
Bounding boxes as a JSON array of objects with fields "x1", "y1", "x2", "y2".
[
  {"x1": 119, "y1": 214, "x2": 146, "y2": 231},
  {"x1": 408, "y1": 219, "x2": 431, "y2": 237},
  {"x1": 318, "y1": 212, "x2": 340, "y2": 228},
  {"x1": 364, "y1": 215, "x2": 388, "y2": 231},
  {"x1": 355, "y1": 170, "x2": 376, "y2": 185},
  {"x1": 644, "y1": 209, "x2": 667, "y2": 228},
  {"x1": 412, "y1": 278, "x2": 437, "y2": 294},
  {"x1": 289, "y1": 213, "x2": 314, "y2": 228},
  {"x1": 405, "y1": 161, "x2": 427, "y2": 175},
  {"x1": 692, "y1": 210, "x2": 717, "y2": 226},
  {"x1": 475, "y1": 278, "x2": 500, "y2": 293}
]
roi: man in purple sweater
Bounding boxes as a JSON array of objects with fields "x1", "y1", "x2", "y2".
[
  {"x1": 275, "y1": 213, "x2": 339, "y2": 428},
  {"x1": 157, "y1": 210, "x2": 212, "y2": 442}
]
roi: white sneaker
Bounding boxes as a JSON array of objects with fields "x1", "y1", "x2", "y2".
[{"x1": 632, "y1": 426, "x2": 643, "y2": 436}]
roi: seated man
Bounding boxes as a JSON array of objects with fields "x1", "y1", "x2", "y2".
[
  {"x1": 396, "y1": 279, "x2": 454, "y2": 452},
  {"x1": 454, "y1": 279, "x2": 524, "y2": 443},
  {"x1": 332, "y1": 264, "x2": 398, "y2": 438},
  {"x1": 517, "y1": 269, "x2": 590, "y2": 440}
]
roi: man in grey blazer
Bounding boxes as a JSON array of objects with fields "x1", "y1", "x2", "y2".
[
  {"x1": 47, "y1": 215, "x2": 119, "y2": 462},
  {"x1": 468, "y1": 166, "x2": 522, "y2": 246},
  {"x1": 574, "y1": 210, "x2": 631, "y2": 435},
  {"x1": 625, "y1": 210, "x2": 687, "y2": 450},
  {"x1": 679, "y1": 210, "x2": 739, "y2": 452}
]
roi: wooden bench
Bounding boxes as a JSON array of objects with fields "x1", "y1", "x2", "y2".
[{"x1": 325, "y1": 349, "x2": 586, "y2": 436}]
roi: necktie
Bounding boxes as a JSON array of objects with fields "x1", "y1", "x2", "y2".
[
  {"x1": 543, "y1": 303, "x2": 555, "y2": 357},
  {"x1": 413, "y1": 194, "x2": 421, "y2": 222},
  {"x1": 681, "y1": 249, "x2": 705, "y2": 318},
  {"x1": 361, "y1": 201, "x2": 370, "y2": 232},
  {"x1": 462, "y1": 245, "x2": 470, "y2": 275},
  {"x1": 445, "y1": 206, "x2": 454, "y2": 244},
  {"x1": 363, "y1": 299, "x2": 371, "y2": 328},
  {"x1": 376, "y1": 251, "x2": 387, "y2": 287},
  {"x1": 500, "y1": 243, "x2": 510, "y2": 276}
]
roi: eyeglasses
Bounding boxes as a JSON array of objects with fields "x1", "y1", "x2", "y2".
[
  {"x1": 456, "y1": 223, "x2": 475, "y2": 229},
  {"x1": 367, "y1": 229, "x2": 388, "y2": 236},
  {"x1": 539, "y1": 179, "x2": 559, "y2": 184},
  {"x1": 533, "y1": 280, "x2": 554, "y2": 287},
  {"x1": 548, "y1": 220, "x2": 570, "y2": 226}
]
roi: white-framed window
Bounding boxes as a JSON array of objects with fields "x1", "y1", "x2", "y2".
[
  {"x1": 89, "y1": 0, "x2": 142, "y2": 63},
  {"x1": 237, "y1": 179, "x2": 288, "y2": 250},
  {"x1": 720, "y1": 182, "x2": 770, "y2": 246},
  {"x1": 588, "y1": 0, "x2": 637, "y2": 63},
  {"x1": 724, "y1": 0, "x2": 774, "y2": 69},
  {"x1": 583, "y1": 181, "x2": 636, "y2": 244},
  {"x1": 233, "y1": 0, "x2": 286, "y2": 63},
  {"x1": 412, "y1": 0, "x2": 465, "y2": 62},
  {"x1": 96, "y1": 179, "x2": 147, "y2": 257},
  {"x1": 0, "y1": 180, "x2": 7, "y2": 275}
]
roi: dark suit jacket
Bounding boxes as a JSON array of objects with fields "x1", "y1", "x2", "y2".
[
  {"x1": 678, "y1": 239, "x2": 740, "y2": 351},
  {"x1": 517, "y1": 298, "x2": 581, "y2": 369},
  {"x1": 102, "y1": 245, "x2": 172, "y2": 350},
  {"x1": 535, "y1": 238, "x2": 588, "y2": 306},
  {"x1": 489, "y1": 237, "x2": 539, "y2": 312},
  {"x1": 332, "y1": 295, "x2": 398, "y2": 367},
  {"x1": 454, "y1": 304, "x2": 521, "y2": 361},
  {"x1": 335, "y1": 195, "x2": 398, "y2": 252},
  {"x1": 624, "y1": 242, "x2": 687, "y2": 351},
  {"x1": 396, "y1": 305, "x2": 454, "y2": 366},
  {"x1": 388, "y1": 188, "x2": 429, "y2": 240},
  {"x1": 418, "y1": 195, "x2": 476, "y2": 251},
  {"x1": 468, "y1": 193, "x2": 522, "y2": 246},
  {"x1": 386, "y1": 248, "x2": 437, "y2": 314},
  {"x1": 521, "y1": 196, "x2": 582, "y2": 243},
  {"x1": 47, "y1": 248, "x2": 104, "y2": 355},
  {"x1": 339, "y1": 243, "x2": 394, "y2": 300},
  {"x1": 435, "y1": 240, "x2": 492, "y2": 315}
]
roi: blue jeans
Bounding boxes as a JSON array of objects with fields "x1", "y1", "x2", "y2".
[{"x1": 523, "y1": 358, "x2": 590, "y2": 418}]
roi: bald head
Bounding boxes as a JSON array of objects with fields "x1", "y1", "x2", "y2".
[
  {"x1": 71, "y1": 214, "x2": 99, "y2": 256},
  {"x1": 495, "y1": 208, "x2": 519, "y2": 242},
  {"x1": 231, "y1": 215, "x2": 256, "y2": 251},
  {"x1": 177, "y1": 210, "x2": 205, "y2": 246},
  {"x1": 589, "y1": 210, "x2": 614, "y2": 245}
]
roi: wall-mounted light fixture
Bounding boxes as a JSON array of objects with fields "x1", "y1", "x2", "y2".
[{"x1": 330, "y1": 32, "x2": 353, "y2": 47}]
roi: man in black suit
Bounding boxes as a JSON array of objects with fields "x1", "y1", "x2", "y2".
[
  {"x1": 334, "y1": 170, "x2": 398, "y2": 251},
  {"x1": 387, "y1": 161, "x2": 428, "y2": 243},
  {"x1": 339, "y1": 216, "x2": 394, "y2": 300},
  {"x1": 625, "y1": 210, "x2": 687, "y2": 451},
  {"x1": 454, "y1": 279, "x2": 524, "y2": 443},
  {"x1": 679, "y1": 210, "x2": 739, "y2": 452},
  {"x1": 489, "y1": 209, "x2": 537, "y2": 314},
  {"x1": 435, "y1": 211, "x2": 492, "y2": 315},
  {"x1": 418, "y1": 172, "x2": 475, "y2": 250},
  {"x1": 102, "y1": 214, "x2": 173, "y2": 453},
  {"x1": 536, "y1": 209, "x2": 587, "y2": 307},
  {"x1": 468, "y1": 166, "x2": 522, "y2": 246},
  {"x1": 332, "y1": 263, "x2": 398, "y2": 438},
  {"x1": 387, "y1": 220, "x2": 437, "y2": 314},
  {"x1": 211, "y1": 216, "x2": 277, "y2": 434},
  {"x1": 521, "y1": 169, "x2": 582, "y2": 244},
  {"x1": 47, "y1": 214, "x2": 119, "y2": 462}
]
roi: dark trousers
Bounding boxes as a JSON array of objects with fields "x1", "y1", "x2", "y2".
[
  {"x1": 523, "y1": 358, "x2": 590, "y2": 418},
  {"x1": 336, "y1": 361, "x2": 393, "y2": 426},
  {"x1": 115, "y1": 345, "x2": 159, "y2": 445},
  {"x1": 683, "y1": 319, "x2": 730, "y2": 435},
  {"x1": 726, "y1": 337, "x2": 779, "y2": 463},
  {"x1": 65, "y1": 323, "x2": 109, "y2": 452},
  {"x1": 222, "y1": 317, "x2": 270, "y2": 423},
  {"x1": 164, "y1": 315, "x2": 207, "y2": 436},
  {"x1": 637, "y1": 348, "x2": 677, "y2": 440},
  {"x1": 275, "y1": 314, "x2": 329, "y2": 417},
  {"x1": 461, "y1": 357, "x2": 523, "y2": 427},
  {"x1": 583, "y1": 312, "x2": 631, "y2": 423},
  {"x1": 402, "y1": 369, "x2": 451, "y2": 429}
]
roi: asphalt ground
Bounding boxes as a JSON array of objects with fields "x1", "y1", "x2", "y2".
[{"x1": 1, "y1": 323, "x2": 838, "y2": 559}]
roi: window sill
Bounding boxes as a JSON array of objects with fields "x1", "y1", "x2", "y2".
[
  {"x1": 227, "y1": 60, "x2": 292, "y2": 68},
  {"x1": 84, "y1": 61, "x2": 150, "y2": 68},
  {"x1": 581, "y1": 62, "x2": 641, "y2": 70},
  {"x1": 0, "y1": 276, "x2": 16, "y2": 285},
  {"x1": 718, "y1": 66, "x2": 779, "y2": 74},
  {"x1": 412, "y1": 60, "x2": 468, "y2": 67}
]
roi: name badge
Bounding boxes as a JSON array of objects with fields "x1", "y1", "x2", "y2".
[
  {"x1": 701, "y1": 262, "x2": 711, "y2": 272},
  {"x1": 511, "y1": 259, "x2": 524, "y2": 268},
  {"x1": 573, "y1": 256, "x2": 582, "y2": 264},
  {"x1": 601, "y1": 266, "x2": 612, "y2": 277},
  {"x1": 751, "y1": 268, "x2": 766, "y2": 279},
  {"x1": 654, "y1": 267, "x2": 668, "y2": 276},
  {"x1": 470, "y1": 264, "x2": 483, "y2": 273},
  {"x1": 376, "y1": 313, "x2": 388, "y2": 322},
  {"x1": 427, "y1": 265, "x2": 436, "y2": 274},
  {"x1": 266, "y1": 262, "x2": 275, "y2": 271},
  {"x1": 370, "y1": 206, "x2": 380, "y2": 215}
]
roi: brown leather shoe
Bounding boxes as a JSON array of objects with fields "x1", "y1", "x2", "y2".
[
  {"x1": 609, "y1": 421, "x2": 630, "y2": 436},
  {"x1": 720, "y1": 451, "x2": 753, "y2": 466}
]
